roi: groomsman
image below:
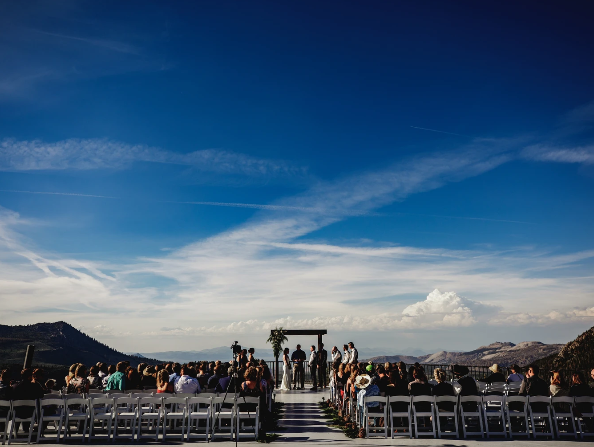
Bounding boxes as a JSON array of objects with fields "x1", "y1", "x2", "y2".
[
  {"x1": 331, "y1": 346, "x2": 342, "y2": 363},
  {"x1": 348, "y1": 342, "x2": 358, "y2": 364},
  {"x1": 342, "y1": 344, "x2": 350, "y2": 364},
  {"x1": 318, "y1": 343, "x2": 328, "y2": 388},
  {"x1": 309, "y1": 345, "x2": 318, "y2": 390}
]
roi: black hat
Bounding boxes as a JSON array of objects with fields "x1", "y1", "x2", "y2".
[{"x1": 452, "y1": 364, "x2": 469, "y2": 376}]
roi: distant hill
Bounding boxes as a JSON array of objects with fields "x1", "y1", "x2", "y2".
[
  {"x1": 0, "y1": 321, "x2": 160, "y2": 367},
  {"x1": 536, "y1": 325, "x2": 594, "y2": 373},
  {"x1": 139, "y1": 346, "x2": 276, "y2": 363},
  {"x1": 366, "y1": 341, "x2": 562, "y2": 367}
]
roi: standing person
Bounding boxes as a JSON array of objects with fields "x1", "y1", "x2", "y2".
[
  {"x1": 348, "y1": 342, "x2": 358, "y2": 364},
  {"x1": 280, "y1": 348, "x2": 292, "y2": 391},
  {"x1": 247, "y1": 348, "x2": 256, "y2": 364},
  {"x1": 318, "y1": 343, "x2": 328, "y2": 388},
  {"x1": 309, "y1": 345, "x2": 318, "y2": 391},
  {"x1": 331, "y1": 346, "x2": 342, "y2": 363},
  {"x1": 291, "y1": 345, "x2": 306, "y2": 390},
  {"x1": 342, "y1": 344, "x2": 350, "y2": 364}
]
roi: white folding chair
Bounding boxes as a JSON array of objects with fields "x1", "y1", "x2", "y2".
[
  {"x1": 477, "y1": 382, "x2": 488, "y2": 394},
  {"x1": 506, "y1": 382, "x2": 522, "y2": 395},
  {"x1": 434, "y1": 396, "x2": 459, "y2": 438},
  {"x1": 37, "y1": 398, "x2": 65, "y2": 443},
  {"x1": 459, "y1": 396, "x2": 484, "y2": 438},
  {"x1": 362, "y1": 396, "x2": 388, "y2": 438},
  {"x1": 63, "y1": 397, "x2": 88, "y2": 441},
  {"x1": 129, "y1": 393, "x2": 152, "y2": 399},
  {"x1": 162, "y1": 396, "x2": 187, "y2": 441},
  {"x1": 506, "y1": 395, "x2": 530, "y2": 438},
  {"x1": 487, "y1": 382, "x2": 506, "y2": 395},
  {"x1": 428, "y1": 380, "x2": 438, "y2": 386},
  {"x1": 87, "y1": 394, "x2": 105, "y2": 399},
  {"x1": 528, "y1": 396, "x2": 553, "y2": 439},
  {"x1": 211, "y1": 396, "x2": 234, "y2": 440},
  {"x1": 88, "y1": 397, "x2": 114, "y2": 442},
  {"x1": 411, "y1": 396, "x2": 435, "y2": 438},
  {"x1": 551, "y1": 396, "x2": 577, "y2": 439},
  {"x1": 125, "y1": 390, "x2": 144, "y2": 395},
  {"x1": 136, "y1": 397, "x2": 163, "y2": 441},
  {"x1": 388, "y1": 395, "x2": 412, "y2": 438},
  {"x1": 8, "y1": 400, "x2": 37, "y2": 444},
  {"x1": 186, "y1": 396, "x2": 211, "y2": 441},
  {"x1": 236, "y1": 396, "x2": 260, "y2": 441},
  {"x1": 575, "y1": 396, "x2": 594, "y2": 439},
  {"x1": 482, "y1": 394, "x2": 506, "y2": 438},
  {"x1": 113, "y1": 397, "x2": 138, "y2": 441},
  {"x1": 1, "y1": 400, "x2": 12, "y2": 445}
]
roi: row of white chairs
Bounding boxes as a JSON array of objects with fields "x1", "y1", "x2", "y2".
[
  {"x1": 347, "y1": 394, "x2": 594, "y2": 440},
  {"x1": 1, "y1": 394, "x2": 261, "y2": 444}
]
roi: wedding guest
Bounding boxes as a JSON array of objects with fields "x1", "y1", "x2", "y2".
[
  {"x1": 175, "y1": 365, "x2": 201, "y2": 394},
  {"x1": 331, "y1": 346, "x2": 342, "y2": 363},
  {"x1": 11, "y1": 369, "x2": 43, "y2": 431},
  {"x1": 569, "y1": 371, "x2": 592, "y2": 397},
  {"x1": 105, "y1": 362, "x2": 126, "y2": 391},
  {"x1": 550, "y1": 370, "x2": 568, "y2": 396},
  {"x1": 0, "y1": 369, "x2": 12, "y2": 401},
  {"x1": 156, "y1": 369, "x2": 174, "y2": 393},
  {"x1": 397, "y1": 361, "x2": 407, "y2": 381},
  {"x1": 216, "y1": 366, "x2": 236, "y2": 393},
  {"x1": 126, "y1": 367, "x2": 141, "y2": 390},
  {"x1": 409, "y1": 367, "x2": 432, "y2": 412},
  {"x1": 376, "y1": 365, "x2": 390, "y2": 392},
  {"x1": 519, "y1": 364, "x2": 549, "y2": 413},
  {"x1": 141, "y1": 365, "x2": 157, "y2": 389},
  {"x1": 479, "y1": 364, "x2": 505, "y2": 384},
  {"x1": 137, "y1": 363, "x2": 147, "y2": 376},
  {"x1": 32, "y1": 368, "x2": 48, "y2": 394},
  {"x1": 97, "y1": 363, "x2": 108, "y2": 381},
  {"x1": 207, "y1": 365, "x2": 224, "y2": 390},
  {"x1": 169, "y1": 363, "x2": 181, "y2": 383},
  {"x1": 45, "y1": 379, "x2": 56, "y2": 392},
  {"x1": 88, "y1": 366, "x2": 102, "y2": 389},
  {"x1": 342, "y1": 344, "x2": 350, "y2": 364},
  {"x1": 452, "y1": 365, "x2": 478, "y2": 396},
  {"x1": 348, "y1": 342, "x2": 358, "y2": 364},
  {"x1": 65, "y1": 363, "x2": 78, "y2": 386},
  {"x1": 507, "y1": 364, "x2": 524, "y2": 383},
  {"x1": 432, "y1": 368, "x2": 456, "y2": 412},
  {"x1": 103, "y1": 365, "x2": 116, "y2": 388},
  {"x1": 68, "y1": 364, "x2": 90, "y2": 394}
]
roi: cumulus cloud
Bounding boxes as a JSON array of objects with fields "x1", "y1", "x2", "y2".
[
  {"x1": 0, "y1": 138, "x2": 308, "y2": 180},
  {"x1": 492, "y1": 306, "x2": 594, "y2": 326}
]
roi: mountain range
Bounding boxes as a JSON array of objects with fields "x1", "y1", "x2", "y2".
[
  {"x1": 0, "y1": 322, "x2": 158, "y2": 367},
  {"x1": 365, "y1": 341, "x2": 563, "y2": 367}
]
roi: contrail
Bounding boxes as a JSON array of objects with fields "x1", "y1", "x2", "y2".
[
  {"x1": 0, "y1": 189, "x2": 117, "y2": 199},
  {"x1": 165, "y1": 200, "x2": 315, "y2": 212},
  {"x1": 410, "y1": 126, "x2": 473, "y2": 138}
]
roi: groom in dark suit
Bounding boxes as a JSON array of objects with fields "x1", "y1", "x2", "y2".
[{"x1": 317, "y1": 343, "x2": 328, "y2": 388}]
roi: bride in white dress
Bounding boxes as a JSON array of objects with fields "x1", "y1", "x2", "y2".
[{"x1": 280, "y1": 348, "x2": 292, "y2": 391}]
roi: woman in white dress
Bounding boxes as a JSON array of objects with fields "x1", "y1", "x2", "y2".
[{"x1": 280, "y1": 347, "x2": 292, "y2": 391}]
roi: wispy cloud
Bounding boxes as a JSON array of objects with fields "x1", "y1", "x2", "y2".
[
  {"x1": 0, "y1": 138, "x2": 309, "y2": 180},
  {"x1": 521, "y1": 144, "x2": 594, "y2": 165},
  {"x1": 28, "y1": 29, "x2": 140, "y2": 55},
  {"x1": 410, "y1": 126, "x2": 474, "y2": 138},
  {"x1": 0, "y1": 189, "x2": 117, "y2": 199}
]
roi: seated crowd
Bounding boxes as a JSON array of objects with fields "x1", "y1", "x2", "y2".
[
  {"x1": 330, "y1": 357, "x2": 594, "y2": 404},
  {"x1": 0, "y1": 358, "x2": 275, "y2": 402}
]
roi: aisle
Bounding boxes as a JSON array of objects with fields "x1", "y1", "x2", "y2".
[{"x1": 275, "y1": 389, "x2": 346, "y2": 443}]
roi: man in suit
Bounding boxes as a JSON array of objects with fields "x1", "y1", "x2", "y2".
[
  {"x1": 317, "y1": 343, "x2": 328, "y2": 388},
  {"x1": 291, "y1": 344, "x2": 306, "y2": 390}
]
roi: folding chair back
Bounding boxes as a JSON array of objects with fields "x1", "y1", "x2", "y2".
[
  {"x1": 363, "y1": 396, "x2": 388, "y2": 438},
  {"x1": 482, "y1": 394, "x2": 507, "y2": 438},
  {"x1": 162, "y1": 397, "x2": 188, "y2": 441},
  {"x1": 64, "y1": 397, "x2": 89, "y2": 440},
  {"x1": 551, "y1": 396, "x2": 577, "y2": 439},
  {"x1": 236, "y1": 397, "x2": 259, "y2": 440},
  {"x1": 137, "y1": 397, "x2": 163, "y2": 441},
  {"x1": 411, "y1": 396, "x2": 435, "y2": 438},
  {"x1": 487, "y1": 382, "x2": 506, "y2": 395},
  {"x1": 459, "y1": 396, "x2": 484, "y2": 439},
  {"x1": 8, "y1": 399, "x2": 38, "y2": 444},
  {"x1": 434, "y1": 396, "x2": 458, "y2": 438},
  {"x1": 388, "y1": 395, "x2": 411, "y2": 438},
  {"x1": 0, "y1": 400, "x2": 11, "y2": 445},
  {"x1": 211, "y1": 396, "x2": 235, "y2": 440},
  {"x1": 574, "y1": 396, "x2": 594, "y2": 439},
  {"x1": 113, "y1": 397, "x2": 139, "y2": 440},
  {"x1": 528, "y1": 396, "x2": 553, "y2": 439},
  {"x1": 506, "y1": 395, "x2": 529, "y2": 438},
  {"x1": 37, "y1": 398, "x2": 65, "y2": 443},
  {"x1": 88, "y1": 397, "x2": 115, "y2": 441}
]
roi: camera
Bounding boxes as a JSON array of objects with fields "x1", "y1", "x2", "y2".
[{"x1": 231, "y1": 341, "x2": 242, "y2": 355}]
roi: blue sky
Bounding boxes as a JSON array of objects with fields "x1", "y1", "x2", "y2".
[{"x1": 1, "y1": 0, "x2": 593, "y2": 354}]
